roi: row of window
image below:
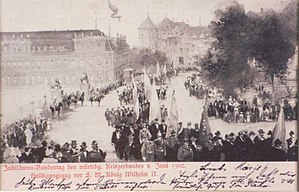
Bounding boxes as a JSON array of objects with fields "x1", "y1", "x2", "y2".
[
  {"x1": 1, "y1": 58, "x2": 112, "y2": 69},
  {"x1": 1, "y1": 72, "x2": 114, "y2": 86}
]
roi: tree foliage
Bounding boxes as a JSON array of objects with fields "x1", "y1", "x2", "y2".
[{"x1": 201, "y1": 1, "x2": 296, "y2": 96}]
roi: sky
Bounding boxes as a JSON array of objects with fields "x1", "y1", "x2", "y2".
[{"x1": 0, "y1": 0, "x2": 291, "y2": 46}]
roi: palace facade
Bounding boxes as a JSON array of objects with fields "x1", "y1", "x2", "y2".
[
  {"x1": 138, "y1": 17, "x2": 213, "y2": 67},
  {"x1": 0, "y1": 29, "x2": 130, "y2": 88}
]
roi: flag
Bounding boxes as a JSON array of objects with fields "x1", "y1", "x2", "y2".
[
  {"x1": 167, "y1": 91, "x2": 179, "y2": 138},
  {"x1": 162, "y1": 63, "x2": 167, "y2": 75},
  {"x1": 198, "y1": 96, "x2": 212, "y2": 145},
  {"x1": 272, "y1": 106, "x2": 287, "y2": 151},
  {"x1": 108, "y1": 0, "x2": 121, "y2": 21},
  {"x1": 131, "y1": 73, "x2": 138, "y2": 103},
  {"x1": 134, "y1": 95, "x2": 140, "y2": 120},
  {"x1": 143, "y1": 68, "x2": 151, "y2": 100},
  {"x1": 149, "y1": 84, "x2": 160, "y2": 122},
  {"x1": 156, "y1": 60, "x2": 160, "y2": 77}
]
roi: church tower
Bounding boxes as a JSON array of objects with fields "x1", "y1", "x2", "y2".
[{"x1": 138, "y1": 16, "x2": 157, "y2": 49}]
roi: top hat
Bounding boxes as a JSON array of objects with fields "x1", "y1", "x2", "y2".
[
  {"x1": 187, "y1": 122, "x2": 191, "y2": 126},
  {"x1": 154, "y1": 118, "x2": 159, "y2": 121},
  {"x1": 215, "y1": 131, "x2": 221, "y2": 136},
  {"x1": 290, "y1": 131, "x2": 295, "y2": 135},
  {"x1": 229, "y1": 132, "x2": 235, "y2": 137},
  {"x1": 178, "y1": 122, "x2": 183, "y2": 125}
]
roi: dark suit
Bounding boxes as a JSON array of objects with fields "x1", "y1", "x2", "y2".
[
  {"x1": 149, "y1": 123, "x2": 159, "y2": 141},
  {"x1": 159, "y1": 124, "x2": 167, "y2": 139},
  {"x1": 19, "y1": 152, "x2": 34, "y2": 163},
  {"x1": 79, "y1": 151, "x2": 90, "y2": 162},
  {"x1": 270, "y1": 147, "x2": 286, "y2": 161}
]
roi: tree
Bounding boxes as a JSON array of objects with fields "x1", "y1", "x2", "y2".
[
  {"x1": 202, "y1": 2, "x2": 254, "y2": 96},
  {"x1": 201, "y1": 1, "x2": 296, "y2": 98},
  {"x1": 130, "y1": 48, "x2": 167, "y2": 72},
  {"x1": 251, "y1": 10, "x2": 296, "y2": 103}
]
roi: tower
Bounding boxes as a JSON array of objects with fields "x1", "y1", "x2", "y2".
[{"x1": 137, "y1": 16, "x2": 157, "y2": 49}]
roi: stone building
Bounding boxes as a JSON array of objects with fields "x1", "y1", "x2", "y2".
[
  {"x1": 137, "y1": 16, "x2": 213, "y2": 67},
  {"x1": 0, "y1": 29, "x2": 130, "y2": 88}
]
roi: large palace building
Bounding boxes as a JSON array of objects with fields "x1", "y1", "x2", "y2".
[
  {"x1": 0, "y1": 29, "x2": 130, "y2": 88},
  {"x1": 138, "y1": 16, "x2": 213, "y2": 67}
]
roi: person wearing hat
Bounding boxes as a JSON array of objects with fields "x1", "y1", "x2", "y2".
[
  {"x1": 111, "y1": 127, "x2": 123, "y2": 159},
  {"x1": 36, "y1": 140, "x2": 48, "y2": 163},
  {"x1": 60, "y1": 142, "x2": 72, "y2": 162},
  {"x1": 105, "y1": 108, "x2": 111, "y2": 126},
  {"x1": 287, "y1": 131, "x2": 297, "y2": 161},
  {"x1": 124, "y1": 134, "x2": 141, "y2": 161},
  {"x1": 177, "y1": 138, "x2": 193, "y2": 162},
  {"x1": 70, "y1": 140, "x2": 80, "y2": 162},
  {"x1": 222, "y1": 133, "x2": 235, "y2": 161},
  {"x1": 263, "y1": 130, "x2": 274, "y2": 161},
  {"x1": 18, "y1": 147, "x2": 34, "y2": 163},
  {"x1": 270, "y1": 139, "x2": 286, "y2": 161},
  {"x1": 254, "y1": 129, "x2": 266, "y2": 161},
  {"x1": 160, "y1": 105, "x2": 168, "y2": 120},
  {"x1": 149, "y1": 118, "x2": 160, "y2": 141},
  {"x1": 159, "y1": 119, "x2": 167, "y2": 140},
  {"x1": 154, "y1": 132, "x2": 167, "y2": 161},
  {"x1": 139, "y1": 124, "x2": 152, "y2": 145},
  {"x1": 190, "y1": 137, "x2": 203, "y2": 161},
  {"x1": 141, "y1": 137, "x2": 156, "y2": 162},
  {"x1": 166, "y1": 130, "x2": 179, "y2": 161},
  {"x1": 244, "y1": 131, "x2": 257, "y2": 161},
  {"x1": 234, "y1": 131, "x2": 247, "y2": 161},
  {"x1": 178, "y1": 122, "x2": 192, "y2": 143},
  {"x1": 88, "y1": 140, "x2": 106, "y2": 162},
  {"x1": 190, "y1": 123, "x2": 200, "y2": 141},
  {"x1": 79, "y1": 142, "x2": 90, "y2": 162}
]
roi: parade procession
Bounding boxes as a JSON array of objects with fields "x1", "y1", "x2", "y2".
[{"x1": 0, "y1": 0, "x2": 297, "y2": 164}]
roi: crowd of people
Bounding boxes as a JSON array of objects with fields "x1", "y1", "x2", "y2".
[
  {"x1": 1, "y1": 68, "x2": 297, "y2": 163},
  {"x1": 184, "y1": 75, "x2": 297, "y2": 123},
  {"x1": 108, "y1": 119, "x2": 297, "y2": 162},
  {"x1": 206, "y1": 97, "x2": 297, "y2": 123}
]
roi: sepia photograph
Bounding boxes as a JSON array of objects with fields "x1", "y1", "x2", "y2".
[{"x1": 0, "y1": 0, "x2": 297, "y2": 191}]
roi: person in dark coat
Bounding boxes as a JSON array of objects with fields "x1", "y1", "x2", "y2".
[
  {"x1": 201, "y1": 133, "x2": 214, "y2": 161},
  {"x1": 286, "y1": 131, "x2": 297, "y2": 161},
  {"x1": 190, "y1": 123, "x2": 200, "y2": 140},
  {"x1": 154, "y1": 133, "x2": 167, "y2": 161},
  {"x1": 79, "y1": 142, "x2": 90, "y2": 162},
  {"x1": 270, "y1": 139, "x2": 286, "y2": 161},
  {"x1": 37, "y1": 140, "x2": 48, "y2": 163},
  {"x1": 223, "y1": 133, "x2": 235, "y2": 161},
  {"x1": 178, "y1": 122, "x2": 192, "y2": 143},
  {"x1": 177, "y1": 139, "x2": 193, "y2": 162},
  {"x1": 111, "y1": 127, "x2": 123, "y2": 159},
  {"x1": 212, "y1": 132, "x2": 224, "y2": 161},
  {"x1": 159, "y1": 119, "x2": 168, "y2": 139},
  {"x1": 263, "y1": 130, "x2": 273, "y2": 161},
  {"x1": 245, "y1": 131, "x2": 257, "y2": 161},
  {"x1": 234, "y1": 131, "x2": 247, "y2": 161},
  {"x1": 166, "y1": 130, "x2": 179, "y2": 161},
  {"x1": 254, "y1": 129, "x2": 266, "y2": 161},
  {"x1": 10, "y1": 129, "x2": 18, "y2": 148},
  {"x1": 149, "y1": 118, "x2": 160, "y2": 141},
  {"x1": 18, "y1": 147, "x2": 34, "y2": 163},
  {"x1": 88, "y1": 140, "x2": 106, "y2": 162},
  {"x1": 190, "y1": 137, "x2": 203, "y2": 161}
]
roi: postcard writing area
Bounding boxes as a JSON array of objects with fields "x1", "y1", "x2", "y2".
[{"x1": 1, "y1": 162, "x2": 296, "y2": 191}]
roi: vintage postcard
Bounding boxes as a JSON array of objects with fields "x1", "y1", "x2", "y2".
[{"x1": 0, "y1": 0, "x2": 297, "y2": 191}]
